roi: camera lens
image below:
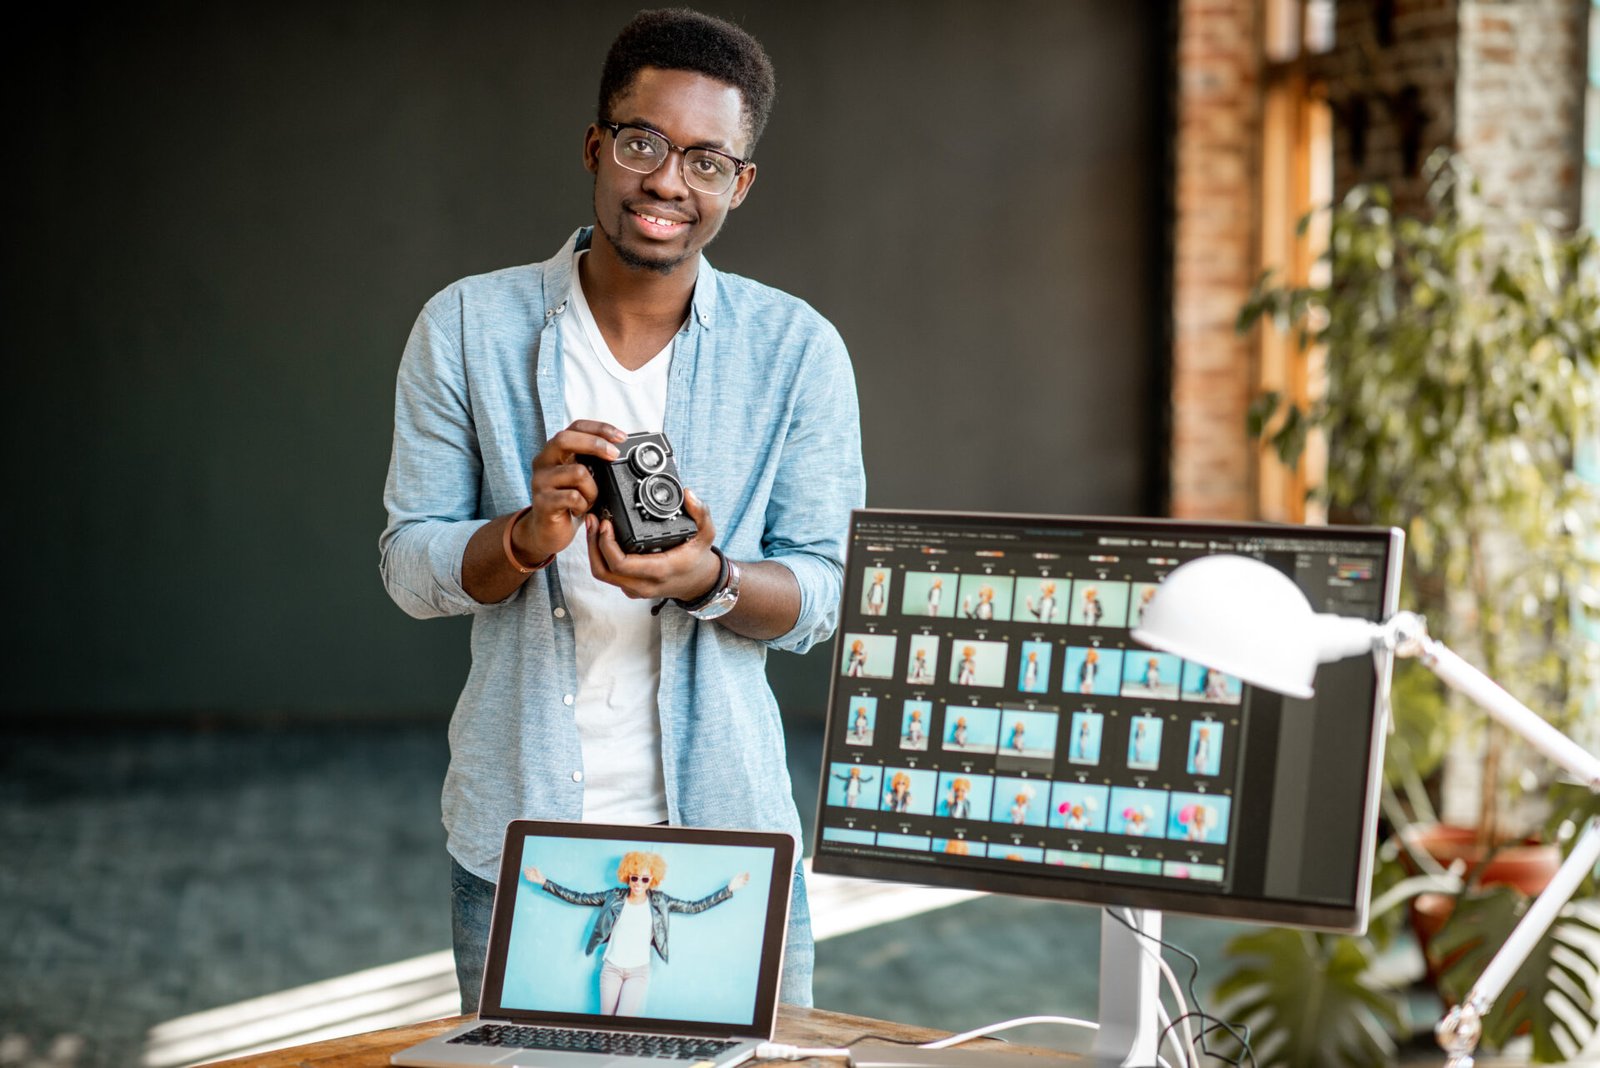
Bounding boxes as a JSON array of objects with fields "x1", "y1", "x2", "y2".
[
  {"x1": 629, "y1": 441, "x2": 668, "y2": 476},
  {"x1": 636, "y1": 473, "x2": 685, "y2": 519}
]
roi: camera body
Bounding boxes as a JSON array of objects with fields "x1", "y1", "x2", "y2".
[{"x1": 578, "y1": 431, "x2": 698, "y2": 554}]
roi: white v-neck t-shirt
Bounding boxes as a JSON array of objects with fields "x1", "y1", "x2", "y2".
[{"x1": 557, "y1": 249, "x2": 672, "y2": 824}]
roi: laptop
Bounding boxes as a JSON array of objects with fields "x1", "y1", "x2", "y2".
[{"x1": 393, "y1": 819, "x2": 796, "y2": 1068}]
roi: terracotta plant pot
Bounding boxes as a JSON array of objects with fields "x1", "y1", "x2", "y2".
[{"x1": 1402, "y1": 823, "x2": 1563, "y2": 994}]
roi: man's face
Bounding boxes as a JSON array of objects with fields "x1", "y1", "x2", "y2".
[{"x1": 584, "y1": 67, "x2": 757, "y2": 275}]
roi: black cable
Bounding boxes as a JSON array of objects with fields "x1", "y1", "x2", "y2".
[
  {"x1": 1130, "y1": 1013, "x2": 1257, "y2": 1068},
  {"x1": 1103, "y1": 908, "x2": 1257, "y2": 1068},
  {"x1": 1156, "y1": 1012, "x2": 1258, "y2": 1068},
  {"x1": 1193, "y1": 1019, "x2": 1258, "y2": 1068}
]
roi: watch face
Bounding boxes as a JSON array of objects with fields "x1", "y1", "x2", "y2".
[{"x1": 691, "y1": 559, "x2": 739, "y2": 620}]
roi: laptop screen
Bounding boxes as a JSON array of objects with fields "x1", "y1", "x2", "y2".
[{"x1": 478, "y1": 821, "x2": 795, "y2": 1038}]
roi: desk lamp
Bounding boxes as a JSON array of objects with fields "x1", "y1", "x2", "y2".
[{"x1": 1131, "y1": 554, "x2": 1600, "y2": 1068}]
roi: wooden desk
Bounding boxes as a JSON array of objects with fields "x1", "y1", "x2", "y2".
[{"x1": 197, "y1": 1005, "x2": 1074, "y2": 1067}]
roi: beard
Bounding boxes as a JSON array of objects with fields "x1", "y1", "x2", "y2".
[
  {"x1": 594, "y1": 184, "x2": 723, "y2": 276},
  {"x1": 607, "y1": 229, "x2": 690, "y2": 275}
]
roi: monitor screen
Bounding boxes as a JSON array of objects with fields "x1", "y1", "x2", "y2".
[{"x1": 810, "y1": 510, "x2": 1403, "y2": 932}]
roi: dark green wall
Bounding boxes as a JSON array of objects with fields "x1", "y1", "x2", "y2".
[{"x1": 2, "y1": 2, "x2": 1170, "y2": 719}]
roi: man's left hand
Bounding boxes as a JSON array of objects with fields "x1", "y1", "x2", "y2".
[{"x1": 585, "y1": 489, "x2": 722, "y2": 604}]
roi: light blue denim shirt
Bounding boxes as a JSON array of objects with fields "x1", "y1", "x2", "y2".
[{"x1": 380, "y1": 227, "x2": 865, "y2": 882}]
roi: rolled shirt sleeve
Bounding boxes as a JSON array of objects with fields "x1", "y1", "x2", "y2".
[
  {"x1": 760, "y1": 323, "x2": 865, "y2": 654},
  {"x1": 379, "y1": 304, "x2": 497, "y2": 620}
]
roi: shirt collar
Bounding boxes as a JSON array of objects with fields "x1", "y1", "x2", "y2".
[{"x1": 543, "y1": 226, "x2": 719, "y2": 331}]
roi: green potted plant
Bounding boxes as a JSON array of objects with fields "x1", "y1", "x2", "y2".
[{"x1": 1219, "y1": 152, "x2": 1600, "y2": 1064}]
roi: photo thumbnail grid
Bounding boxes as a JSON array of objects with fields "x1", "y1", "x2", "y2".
[
  {"x1": 824, "y1": 762, "x2": 1235, "y2": 848},
  {"x1": 828, "y1": 555, "x2": 1253, "y2": 886},
  {"x1": 838, "y1": 625, "x2": 1245, "y2": 708}
]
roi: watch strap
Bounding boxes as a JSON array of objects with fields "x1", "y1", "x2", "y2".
[
  {"x1": 675, "y1": 547, "x2": 740, "y2": 620},
  {"x1": 689, "y1": 555, "x2": 740, "y2": 620}
]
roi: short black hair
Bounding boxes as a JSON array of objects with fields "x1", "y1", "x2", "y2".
[{"x1": 598, "y1": 8, "x2": 776, "y2": 152}]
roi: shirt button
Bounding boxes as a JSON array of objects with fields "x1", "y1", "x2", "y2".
[
  {"x1": 554, "y1": 606, "x2": 567, "y2": 618},
  {"x1": 572, "y1": 770, "x2": 584, "y2": 783},
  {"x1": 563, "y1": 694, "x2": 574, "y2": 706}
]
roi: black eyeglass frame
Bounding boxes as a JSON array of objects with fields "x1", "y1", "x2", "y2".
[{"x1": 597, "y1": 120, "x2": 751, "y2": 193}]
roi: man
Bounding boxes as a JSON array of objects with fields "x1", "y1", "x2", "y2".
[{"x1": 380, "y1": 8, "x2": 864, "y2": 1012}]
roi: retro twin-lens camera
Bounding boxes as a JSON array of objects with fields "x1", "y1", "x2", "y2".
[{"x1": 579, "y1": 431, "x2": 698, "y2": 553}]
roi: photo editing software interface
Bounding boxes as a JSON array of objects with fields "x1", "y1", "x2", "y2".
[{"x1": 813, "y1": 511, "x2": 1402, "y2": 927}]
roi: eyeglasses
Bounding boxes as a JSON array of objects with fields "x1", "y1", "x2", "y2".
[
  {"x1": 598, "y1": 121, "x2": 750, "y2": 196},
  {"x1": 628, "y1": 874, "x2": 652, "y2": 883}
]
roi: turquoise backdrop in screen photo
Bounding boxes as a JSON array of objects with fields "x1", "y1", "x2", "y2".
[
  {"x1": 1004, "y1": 710, "x2": 1059, "y2": 754},
  {"x1": 1180, "y1": 661, "x2": 1243, "y2": 704},
  {"x1": 991, "y1": 777, "x2": 1049, "y2": 825},
  {"x1": 859, "y1": 568, "x2": 893, "y2": 616},
  {"x1": 881, "y1": 766, "x2": 939, "y2": 816},
  {"x1": 956, "y1": 573, "x2": 1016, "y2": 621},
  {"x1": 826, "y1": 763, "x2": 880, "y2": 809},
  {"x1": 905, "y1": 633, "x2": 941, "y2": 682},
  {"x1": 501, "y1": 837, "x2": 777, "y2": 1024},
  {"x1": 1017, "y1": 641, "x2": 1052, "y2": 693},
  {"x1": 900, "y1": 571, "x2": 955, "y2": 618},
  {"x1": 840, "y1": 632, "x2": 898, "y2": 679},
  {"x1": 1062, "y1": 646, "x2": 1124, "y2": 696},
  {"x1": 1070, "y1": 579, "x2": 1130, "y2": 627},
  {"x1": 1120, "y1": 651, "x2": 1182, "y2": 698},
  {"x1": 936, "y1": 771, "x2": 995, "y2": 819},
  {"x1": 942, "y1": 704, "x2": 1001, "y2": 751},
  {"x1": 1013, "y1": 577, "x2": 1067, "y2": 625},
  {"x1": 949, "y1": 640, "x2": 1008, "y2": 687}
]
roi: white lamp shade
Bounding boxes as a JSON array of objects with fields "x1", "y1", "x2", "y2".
[{"x1": 1130, "y1": 555, "x2": 1377, "y2": 699}]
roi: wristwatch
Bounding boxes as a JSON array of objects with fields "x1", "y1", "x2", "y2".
[{"x1": 678, "y1": 547, "x2": 741, "y2": 621}]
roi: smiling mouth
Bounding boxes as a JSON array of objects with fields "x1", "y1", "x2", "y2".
[{"x1": 631, "y1": 208, "x2": 689, "y2": 231}]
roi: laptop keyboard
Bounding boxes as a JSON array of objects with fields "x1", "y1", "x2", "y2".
[{"x1": 449, "y1": 1023, "x2": 741, "y2": 1060}]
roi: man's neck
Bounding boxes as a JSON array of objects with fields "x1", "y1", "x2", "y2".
[{"x1": 579, "y1": 234, "x2": 699, "y2": 371}]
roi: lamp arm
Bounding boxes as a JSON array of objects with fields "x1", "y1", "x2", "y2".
[
  {"x1": 1391, "y1": 616, "x2": 1600, "y2": 789},
  {"x1": 1435, "y1": 817, "x2": 1600, "y2": 1068},
  {"x1": 1381, "y1": 615, "x2": 1600, "y2": 1067}
]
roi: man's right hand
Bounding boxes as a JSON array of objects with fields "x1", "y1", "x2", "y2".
[{"x1": 509, "y1": 420, "x2": 628, "y2": 563}]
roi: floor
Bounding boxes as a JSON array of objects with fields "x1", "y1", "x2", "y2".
[{"x1": 0, "y1": 722, "x2": 1529, "y2": 1068}]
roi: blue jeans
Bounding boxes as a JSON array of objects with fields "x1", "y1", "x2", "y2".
[{"x1": 449, "y1": 857, "x2": 815, "y2": 1014}]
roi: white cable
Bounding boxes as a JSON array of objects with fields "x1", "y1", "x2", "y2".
[
  {"x1": 1156, "y1": 1002, "x2": 1193, "y2": 1068},
  {"x1": 918, "y1": 1014, "x2": 1099, "y2": 1050},
  {"x1": 1157, "y1": 952, "x2": 1198, "y2": 1068},
  {"x1": 755, "y1": 1041, "x2": 852, "y2": 1060}
]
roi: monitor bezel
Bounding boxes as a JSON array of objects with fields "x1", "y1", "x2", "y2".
[{"x1": 810, "y1": 508, "x2": 1404, "y2": 934}]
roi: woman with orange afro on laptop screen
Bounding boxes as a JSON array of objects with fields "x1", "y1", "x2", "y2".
[{"x1": 523, "y1": 851, "x2": 748, "y2": 1016}]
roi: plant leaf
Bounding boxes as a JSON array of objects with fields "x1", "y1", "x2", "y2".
[
  {"x1": 1215, "y1": 927, "x2": 1402, "y2": 1067},
  {"x1": 1429, "y1": 887, "x2": 1600, "y2": 1062}
]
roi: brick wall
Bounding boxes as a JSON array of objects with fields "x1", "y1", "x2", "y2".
[
  {"x1": 1315, "y1": 0, "x2": 1586, "y2": 220},
  {"x1": 1170, "y1": 0, "x2": 1260, "y2": 519},
  {"x1": 1165, "y1": 0, "x2": 1590, "y2": 520},
  {"x1": 1458, "y1": 0, "x2": 1589, "y2": 233},
  {"x1": 1321, "y1": 0, "x2": 1459, "y2": 211}
]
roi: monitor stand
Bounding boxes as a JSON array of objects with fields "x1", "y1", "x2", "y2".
[
  {"x1": 845, "y1": 908, "x2": 1169, "y2": 1068},
  {"x1": 1087, "y1": 908, "x2": 1165, "y2": 1066}
]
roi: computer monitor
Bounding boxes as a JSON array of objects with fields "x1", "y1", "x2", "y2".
[{"x1": 811, "y1": 509, "x2": 1404, "y2": 933}]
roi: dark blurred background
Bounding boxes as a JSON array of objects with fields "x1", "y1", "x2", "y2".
[{"x1": 1, "y1": 0, "x2": 1169, "y2": 723}]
